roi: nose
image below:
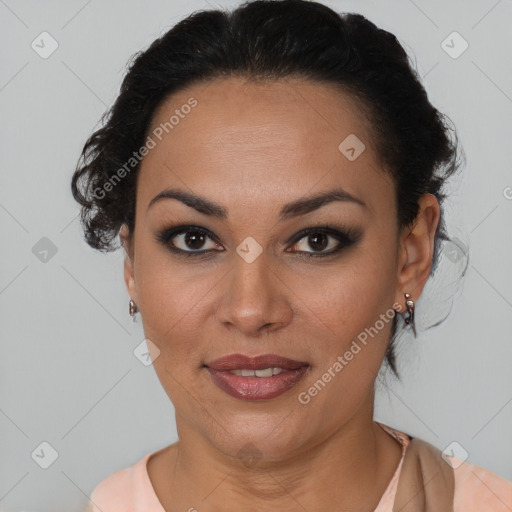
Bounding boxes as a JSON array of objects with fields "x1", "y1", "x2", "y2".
[{"x1": 215, "y1": 249, "x2": 293, "y2": 337}]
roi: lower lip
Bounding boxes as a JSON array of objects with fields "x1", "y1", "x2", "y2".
[{"x1": 206, "y1": 366, "x2": 310, "y2": 401}]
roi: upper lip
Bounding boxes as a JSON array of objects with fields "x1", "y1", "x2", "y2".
[{"x1": 205, "y1": 353, "x2": 309, "y2": 371}]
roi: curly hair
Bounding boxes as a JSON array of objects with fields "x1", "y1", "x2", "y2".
[{"x1": 71, "y1": 0, "x2": 464, "y2": 378}]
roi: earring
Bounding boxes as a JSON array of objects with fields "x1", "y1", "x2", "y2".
[
  {"x1": 403, "y1": 292, "x2": 416, "y2": 335},
  {"x1": 129, "y1": 299, "x2": 138, "y2": 317}
]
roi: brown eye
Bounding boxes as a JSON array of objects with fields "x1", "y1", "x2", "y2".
[
  {"x1": 156, "y1": 226, "x2": 223, "y2": 256},
  {"x1": 307, "y1": 232, "x2": 329, "y2": 252},
  {"x1": 182, "y1": 231, "x2": 207, "y2": 250},
  {"x1": 290, "y1": 231, "x2": 338, "y2": 254},
  {"x1": 287, "y1": 226, "x2": 361, "y2": 258}
]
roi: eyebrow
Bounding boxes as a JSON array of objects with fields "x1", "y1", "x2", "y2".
[{"x1": 147, "y1": 187, "x2": 367, "y2": 221}]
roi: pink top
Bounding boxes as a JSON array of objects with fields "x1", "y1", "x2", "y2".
[{"x1": 85, "y1": 423, "x2": 512, "y2": 512}]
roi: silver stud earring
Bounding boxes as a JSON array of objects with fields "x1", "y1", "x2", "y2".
[
  {"x1": 129, "y1": 299, "x2": 138, "y2": 320},
  {"x1": 403, "y1": 292, "x2": 416, "y2": 336}
]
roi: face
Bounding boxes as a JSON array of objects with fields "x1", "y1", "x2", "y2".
[{"x1": 122, "y1": 76, "x2": 437, "y2": 462}]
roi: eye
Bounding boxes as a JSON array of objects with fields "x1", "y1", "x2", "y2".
[
  {"x1": 156, "y1": 224, "x2": 361, "y2": 259},
  {"x1": 286, "y1": 226, "x2": 360, "y2": 257},
  {"x1": 156, "y1": 226, "x2": 222, "y2": 256}
]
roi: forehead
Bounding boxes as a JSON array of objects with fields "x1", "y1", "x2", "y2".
[{"x1": 138, "y1": 76, "x2": 393, "y2": 218}]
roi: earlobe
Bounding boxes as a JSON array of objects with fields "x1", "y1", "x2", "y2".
[
  {"x1": 120, "y1": 224, "x2": 137, "y2": 303},
  {"x1": 395, "y1": 193, "x2": 441, "y2": 307},
  {"x1": 123, "y1": 254, "x2": 137, "y2": 301}
]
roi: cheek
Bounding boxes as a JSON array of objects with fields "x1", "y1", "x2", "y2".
[
  {"x1": 294, "y1": 240, "x2": 397, "y2": 394},
  {"x1": 133, "y1": 245, "x2": 202, "y2": 348},
  {"x1": 297, "y1": 251, "x2": 396, "y2": 339},
  {"x1": 296, "y1": 276, "x2": 396, "y2": 425}
]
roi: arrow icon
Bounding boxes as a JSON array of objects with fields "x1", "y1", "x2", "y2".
[
  {"x1": 236, "y1": 236, "x2": 262, "y2": 263},
  {"x1": 31, "y1": 441, "x2": 59, "y2": 468},
  {"x1": 339, "y1": 134, "x2": 365, "y2": 161},
  {"x1": 441, "y1": 32, "x2": 468, "y2": 59},
  {"x1": 32, "y1": 237, "x2": 58, "y2": 263},
  {"x1": 134, "y1": 338, "x2": 160, "y2": 366},
  {"x1": 31, "y1": 31, "x2": 59, "y2": 59}
]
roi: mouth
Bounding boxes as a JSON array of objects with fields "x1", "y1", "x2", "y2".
[{"x1": 204, "y1": 353, "x2": 310, "y2": 401}]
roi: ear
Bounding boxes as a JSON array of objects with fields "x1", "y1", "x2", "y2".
[
  {"x1": 120, "y1": 224, "x2": 137, "y2": 304},
  {"x1": 395, "y1": 193, "x2": 441, "y2": 310}
]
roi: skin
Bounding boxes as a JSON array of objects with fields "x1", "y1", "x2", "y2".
[{"x1": 120, "y1": 76, "x2": 440, "y2": 511}]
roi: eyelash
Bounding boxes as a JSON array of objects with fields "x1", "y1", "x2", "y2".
[{"x1": 155, "y1": 224, "x2": 362, "y2": 259}]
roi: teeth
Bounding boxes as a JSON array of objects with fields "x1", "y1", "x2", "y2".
[
  {"x1": 255, "y1": 368, "x2": 273, "y2": 377},
  {"x1": 230, "y1": 367, "x2": 284, "y2": 377}
]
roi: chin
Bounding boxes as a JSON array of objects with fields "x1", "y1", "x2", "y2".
[{"x1": 205, "y1": 415, "x2": 310, "y2": 464}]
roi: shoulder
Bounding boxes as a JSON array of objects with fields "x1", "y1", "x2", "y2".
[
  {"x1": 382, "y1": 423, "x2": 512, "y2": 512},
  {"x1": 82, "y1": 453, "x2": 153, "y2": 512},
  {"x1": 448, "y1": 457, "x2": 512, "y2": 512},
  {"x1": 90, "y1": 467, "x2": 134, "y2": 507}
]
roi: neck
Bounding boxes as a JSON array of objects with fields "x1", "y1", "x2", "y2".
[{"x1": 151, "y1": 400, "x2": 402, "y2": 510}]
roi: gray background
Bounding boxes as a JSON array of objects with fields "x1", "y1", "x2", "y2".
[{"x1": 1, "y1": 0, "x2": 511, "y2": 510}]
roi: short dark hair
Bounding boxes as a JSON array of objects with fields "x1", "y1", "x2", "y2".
[{"x1": 71, "y1": 0, "x2": 464, "y2": 378}]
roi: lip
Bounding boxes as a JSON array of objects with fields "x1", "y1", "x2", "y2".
[
  {"x1": 206, "y1": 353, "x2": 308, "y2": 371},
  {"x1": 205, "y1": 353, "x2": 310, "y2": 401}
]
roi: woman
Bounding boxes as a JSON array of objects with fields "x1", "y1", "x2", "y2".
[{"x1": 72, "y1": 0, "x2": 511, "y2": 510}]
